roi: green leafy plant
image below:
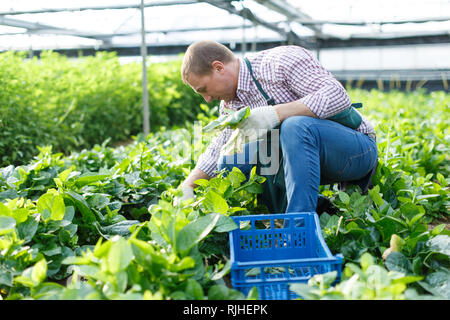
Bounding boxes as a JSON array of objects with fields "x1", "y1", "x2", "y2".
[
  {"x1": 203, "y1": 106, "x2": 251, "y2": 132},
  {"x1": 290, "y1": 252, "x2": 432, "y2": 300},
  {"x1": 0, "y1": 51, "x2": 213, "y2": 167}
]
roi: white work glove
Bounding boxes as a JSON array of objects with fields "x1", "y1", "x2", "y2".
[
  {"x1": 220, "y1": 106, "x2": 281, "y2": 156},
  {"x1": 220, "y1": 106, "x2": 280, "y2": 156},
  {"x1": 174, "y1": 185, "x2": 195, "y2": 206},
  {"x1": 180, "y1": 186, "x2": 195, "y2": 201},
  {"x1": 237, "y1": 106, "x2": 280, "y2": 136}
]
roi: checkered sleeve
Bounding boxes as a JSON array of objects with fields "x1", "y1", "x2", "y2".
[
  {"x1": 194, "y1": 102, "x2": 233, "y2": 178},
  {"x1": 281, "y1": 47, "x2": 352, "y2": 118}
]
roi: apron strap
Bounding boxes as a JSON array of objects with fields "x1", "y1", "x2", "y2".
[{"x1": 244, "y1": 57, "x2": 276, "y2": 106}]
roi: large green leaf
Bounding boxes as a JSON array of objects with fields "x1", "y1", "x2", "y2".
[
  {"x1": 107, "y1": 236, "x2": 134, "y2": 273},
  {"x1": 400, "y1": 202, "x2": 425, "y2": 226},
  {"x1": 202, "y1": 190, "x2": 229, "y2": 215},
  {"x1": 94, "y1": 220, "x2": 141, "y2": 240},
  {"x1": 74, "y1": 173, "x2": 110, "y2": 188},
  {"x1": 11, "y1": 208, "x2": 29, "y2": 224},
  {"x1": 214, "y1": 215, "x2": 238, "y2": 233},
  {"x1": 17, "y1": 214, "x2": 40, "y2": 243},
  {"x1": 426, "y1": 235, "x2": 450, "y2": 257},
  {"x1": 207, "y1": 285, "x2": 245, "y2": 300},
  {"x1": 14, "y1": 258, "x2": 47, "y2": 288},
  {"x1": 0, "y1": 202, "x2": 12, "y2": 216},
  {"x1": 244, "y1": 182, "x2": 263, "y2": 194},
  {"x1": 37, "y1": 191, "x2": 66, "y2": 221},
  {"x1": 0, "y1": 268, "x2": 13, "y2": 287},
  {"x1": 419, "y1": 270, "x2": 450, "y2": 299},
  {"x1": 0, "y1": 215, "x2": 16, "y2": 235},
  {"x1": 176, "y1": 212, "x2": 220, "y2": 255},
  {"x1": 185, "y1": 279, "x2": 204, "y2": 300},
  {"x1": 385, "y1": 252, "x2": 411, "y2": 274},
  {"x1": 227, "y1": 167, "x2": 247, "y2": 187},
  {"x1": 338, "y1": 191, "x2": 350, "y2": 205},
  {"x1": 64, "y1": 191, "x2": 96, "y2": 223},
  {"x1": 375, "y1": 216, "x2": 407, "y2": 243},
  {"x1": 31, "y1": 259, "x2": 48, "y2": 285},
  {"x1": 368, "y1": 185, "x2": 384, "y2": 207}
]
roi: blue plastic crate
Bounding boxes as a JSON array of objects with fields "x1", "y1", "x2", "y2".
[{"x1": 229, "y1": 212, "x2": 343, "y2": 300}]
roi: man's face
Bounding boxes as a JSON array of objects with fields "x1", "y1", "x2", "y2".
[{"x1": 187, "y1": 61, "x2": 236, "y2": 103}]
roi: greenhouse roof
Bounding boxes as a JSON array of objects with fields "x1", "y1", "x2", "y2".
[{"x1": 0, "y1": 0, "x2": 449, "y2": 54}]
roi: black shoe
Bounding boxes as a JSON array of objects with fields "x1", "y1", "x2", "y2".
[
  {"x1": 316, "y1": 194, "x2": 338, "y2": 216},
  {"x1": 339, "y1": 160, "x2": 378, "y2": 194}
]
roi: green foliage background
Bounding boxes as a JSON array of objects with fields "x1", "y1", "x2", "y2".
[{"x1": 0, "y1": 51, "x2": 209, "y2": 167}]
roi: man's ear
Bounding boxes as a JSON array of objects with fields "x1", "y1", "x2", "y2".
[{"x1": 211, "y1": 60, "x2": 225, "y2": 73}]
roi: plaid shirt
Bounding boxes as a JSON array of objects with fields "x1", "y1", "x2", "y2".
[{"x1": 196, "y1": 45, "x2": 375, "y2": 178}]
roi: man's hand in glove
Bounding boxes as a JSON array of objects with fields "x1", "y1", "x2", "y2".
[
  {"x1": 236, "y1": 106, "x2": 281, "y2": 141},
  {"x1": 180, "y1": 186, "x2": 195, "y2": 201},
  {"x1": 174, "y1": 185, "x2": 195, "y2": 206}
]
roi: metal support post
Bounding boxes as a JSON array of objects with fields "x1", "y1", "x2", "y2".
[{"x1": 140, "y1": 0, "x2": 150, "y2": 136}]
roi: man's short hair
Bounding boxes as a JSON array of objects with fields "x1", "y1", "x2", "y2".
[{"x1": 181, "y1": 40, "x2": 235, "y2": 84}]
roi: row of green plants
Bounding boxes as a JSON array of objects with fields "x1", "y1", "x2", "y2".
[
  {"x1": 295, "y1": 88, "x2": 449, "y2": 299},
  {"x1": 0, "y1": 120, "x2": 266, "y2": 299},
  {"x1": 301, "y1": 88, "x2": 449, "y2": 299},
  {"x1": 0, "y1": 51, "x2": 210, "y2": 168},
  {"x1": 1, "y1": 83, "x2": 449, "y2": 299}
]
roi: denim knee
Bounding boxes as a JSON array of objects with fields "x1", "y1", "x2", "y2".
[{"x1": 280, "y1": 116, "x2": 316, "y2": 146}]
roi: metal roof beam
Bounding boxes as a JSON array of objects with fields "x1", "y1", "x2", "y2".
[
  {"x1": 95, "y1": 23, "x2": 259, "y2": 36},
  {"x1": 0, "y1": 1, "x2": 198, "y2": 16},
  {"x1": 253, "y1": 0, "x2": 326, "y2": 38},
  {"x1": 200, "y1": 0, "x2": 284, "y2": 35},
  {"x1": 199, "y1": 0, "x2": 313, "y2": 47},
  {"x1": 0, "y1": 23, "x2": 263, "y2": 38},
  {"x1": 0, "y1": 16, "x2": 111, "y2": 42},
  {"x1": 0, "y1": 16, "x2": 50, "y2": 30},
  {"x1": 288, "y1": 16, "x2": 450, "y2": 26}
]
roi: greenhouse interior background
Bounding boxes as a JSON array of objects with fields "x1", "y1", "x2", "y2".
[{"x1": 0, "y1": 0, "x2": 449, "y2": 303}]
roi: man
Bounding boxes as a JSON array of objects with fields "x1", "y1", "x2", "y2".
[{"x1": 179, "y1": 40, "x2": 378, "y2": 213}]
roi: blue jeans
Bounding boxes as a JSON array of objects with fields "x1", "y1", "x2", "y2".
[{"x1": 217, "y1": 116, "x2": 378, "y2": 213}]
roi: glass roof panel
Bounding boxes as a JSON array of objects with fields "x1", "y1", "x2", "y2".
[{"x1": 0, "y1": 0, "x2": 448, "y2": 51}]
